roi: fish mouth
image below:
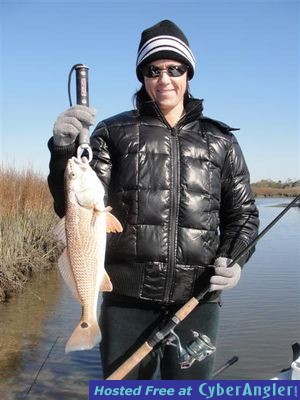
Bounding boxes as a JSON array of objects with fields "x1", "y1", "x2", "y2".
[{"x1": 66, "y1": 157, "x2": 87, "y2": 179}]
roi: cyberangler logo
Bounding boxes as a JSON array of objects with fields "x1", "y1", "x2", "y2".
[{"x1": 198, "y1": 382, "x2": 298, "y2": 400}]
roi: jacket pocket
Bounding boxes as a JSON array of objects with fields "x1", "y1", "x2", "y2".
[
  {"x1": 140, "y1": 262, "x2": 167, "y2": 301},
  {"x1": 170, "y1": 264, "x2": 215, "y2": 303}
]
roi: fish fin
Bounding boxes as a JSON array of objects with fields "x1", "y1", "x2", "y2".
[
  {"x1": 65, "y1": 318, "x2": 101, "y2": 353},
  {"x1": 106, "y1": 213, "x2": 123, "y2": 233},
  {"x1": 94, "y1": 205, "x2": 112, "y2": 214},
  {"x1": 100, "y1": 271, "x2": 113, "y2": 292},
  {"x1": 58, "y1": 249, "x2": 81, "y2": 304},
  {"x1": 53, "y1": 217, "x2": 66, "y2": 245}
]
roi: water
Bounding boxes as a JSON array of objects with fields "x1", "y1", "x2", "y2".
[
  {"x1": 0, "y1": 198, "x2": 299, "y2": 398},
  {"x1": 215, "y1": 197, "x2": 300, "y2": 379}
]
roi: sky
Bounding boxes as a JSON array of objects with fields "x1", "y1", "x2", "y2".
[{"x1": 1, "y1": 0, "x2": 299, "y2": 183}]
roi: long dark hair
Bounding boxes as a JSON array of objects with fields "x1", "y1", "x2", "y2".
[{"x1": 133, "y1": 83, "x2": 193, "y2": 113}]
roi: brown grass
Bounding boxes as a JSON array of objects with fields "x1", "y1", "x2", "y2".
[
  {"x1": 251, "y1": 186, "x2": 300, "y2": 197},
  {"x1": 0, "y1": 165, "x2": 60, "y2": 302}
]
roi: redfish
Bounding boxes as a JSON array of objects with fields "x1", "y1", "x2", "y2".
[{"x1": 54, "y1": 156, "x2": 122, "y2": 353}]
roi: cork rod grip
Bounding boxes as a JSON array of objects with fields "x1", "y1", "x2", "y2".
[
  {"x1": 174, "y1": 297, "x2": 199, "y2": 321},
  {"x1": 106, "y1": 342, "x2": 153, "y2": 380}
]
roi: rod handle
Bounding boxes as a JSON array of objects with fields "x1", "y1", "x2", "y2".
[
  {"x1": 175, "y1": 297, "x2": 199, "y2": 321},
  {"x1": 106, "y1": 342, "x2": 153, "y2": 380}
]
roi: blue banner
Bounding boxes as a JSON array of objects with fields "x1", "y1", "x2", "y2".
[{"x1": 89, "y1": 380, "x2": 299, "y2": 400}]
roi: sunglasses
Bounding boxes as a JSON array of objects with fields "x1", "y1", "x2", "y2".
[{"x1": 140, "y1": 64, "x2": 189, "y2": 78}]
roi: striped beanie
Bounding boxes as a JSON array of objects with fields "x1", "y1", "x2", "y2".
[{"x1": 136, "y1": 20, "x2": 196, "y2": 82}]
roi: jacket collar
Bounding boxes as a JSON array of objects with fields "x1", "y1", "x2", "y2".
[{"x1": 139, "y1": 96, "x2": 204, "y2": 128}]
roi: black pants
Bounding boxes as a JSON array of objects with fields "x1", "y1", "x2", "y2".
[{"x1": 100, "y1": 297, "x2": 220, "y2": 380}]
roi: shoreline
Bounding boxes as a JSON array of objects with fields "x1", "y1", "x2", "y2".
[{"x1": 251, "y1": 186, "x2": 300, "y2": 198}]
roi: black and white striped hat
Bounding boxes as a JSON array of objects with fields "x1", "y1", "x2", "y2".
[{"x1": 136, "y1": 20, "x2": 196, "y2": 82}]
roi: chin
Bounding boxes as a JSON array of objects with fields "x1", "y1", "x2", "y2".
[{"x1": 157, "y1": 101, "x2": 174, "y2": 111}]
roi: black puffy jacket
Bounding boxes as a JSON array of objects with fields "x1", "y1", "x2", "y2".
[{"x1": 48, "y1": 98, "x2": 259, "y2": 304}]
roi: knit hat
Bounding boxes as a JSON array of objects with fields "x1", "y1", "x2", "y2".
[{"x1": 136, "y1": 20, "x2": 196, "y2": 82}]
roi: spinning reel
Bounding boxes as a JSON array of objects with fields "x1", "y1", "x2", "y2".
[{"x1": 166, "y1": 330, "x2": 216, "y2": 369}]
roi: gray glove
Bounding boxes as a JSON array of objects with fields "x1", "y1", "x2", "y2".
[
  {"x1": 53, "y1": 105, "x2": 97, "y2": 146},
  {"x1": 209, "y1": 257, "x2": 241, "y2": 292}
]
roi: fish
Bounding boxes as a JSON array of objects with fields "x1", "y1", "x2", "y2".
[{"x1": 54, "y1": 156, "x2": 122, "y2": 353}]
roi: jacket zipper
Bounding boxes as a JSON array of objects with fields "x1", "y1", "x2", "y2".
[
  {"x1": 151, "y1": 102, "x2": 182, "y2": 303},
  {"x1": 164, "y1": 126, "x2": 180, "y2": 302}
]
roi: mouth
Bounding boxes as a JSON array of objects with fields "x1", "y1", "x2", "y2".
[
  {"x1": 157, "y1": 89, "x2": 174, "y2": 93},
  {"x1": 156, "y1": 89, "x2": 175, "y2": 98}
]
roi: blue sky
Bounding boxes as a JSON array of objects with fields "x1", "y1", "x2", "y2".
[{"x1": 1, "y1": 0, "x2": 299, "y2": 182}]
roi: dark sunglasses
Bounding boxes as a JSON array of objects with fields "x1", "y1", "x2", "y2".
[{"x1": 140, "y1": 64, "x2": 189, "y2": 78}]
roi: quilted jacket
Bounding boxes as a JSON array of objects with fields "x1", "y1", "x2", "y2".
[{"x1": 48, "y1": 98, "x2": 259, "y2": 304}]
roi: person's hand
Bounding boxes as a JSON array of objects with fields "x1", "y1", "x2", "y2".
[
  {"x1": 53, "y1": 105, "x2": 97, "y2": 146},
  {"x1": 209, "y1": 257, "x2": 241, "y2": 292}
]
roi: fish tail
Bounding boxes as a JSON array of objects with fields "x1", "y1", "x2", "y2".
[{"x1": 65, "y1": 319, "x2": 101, "y2": 353}]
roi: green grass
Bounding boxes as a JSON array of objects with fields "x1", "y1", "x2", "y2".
[{"x1": 0, "y1": 165, "x2": 60, "y2": 301}]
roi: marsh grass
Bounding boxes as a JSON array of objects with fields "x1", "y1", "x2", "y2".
[
  {"x1": 252, "y1": 186, "x2": 300, "y2": 197},
  {"x1": 0, "y1": 165, "x2": 59, "y2": 301}
]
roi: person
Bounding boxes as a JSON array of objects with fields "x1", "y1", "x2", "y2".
[{"x1": 48, "y1": 20, "x2": 259, "y2": 379}]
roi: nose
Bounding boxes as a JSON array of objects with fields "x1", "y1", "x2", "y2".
[{"x1": 158, "y1": 70, "x2": 172, "y2": 83}]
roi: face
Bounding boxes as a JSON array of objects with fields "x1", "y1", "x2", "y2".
[{"x1": 143, "y1": 59, "x2": 188, "y2": 116}]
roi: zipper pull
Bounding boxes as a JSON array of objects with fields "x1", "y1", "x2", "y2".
[{"x1": 171, "y1": 127, "x2": 178, "y2": 136}]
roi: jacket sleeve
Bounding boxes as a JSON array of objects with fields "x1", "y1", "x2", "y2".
[
  {"x1": 47, "y1": 138, "x2": 76, "y2": 217},
  {"x1": 216, "y1": 134, "x2": 259, "y2": 267},
  {"x1": 89, "y1": 121, "x2": 113, "y2": 205}
]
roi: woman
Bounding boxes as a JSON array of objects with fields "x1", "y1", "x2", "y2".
[{"x1": 48, "y1": 20, "x2": 259, "y2": 379}]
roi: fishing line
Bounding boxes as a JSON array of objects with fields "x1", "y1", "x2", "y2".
[{"x1": 25, "y1": 335, "x2": 60, "y2": 397}]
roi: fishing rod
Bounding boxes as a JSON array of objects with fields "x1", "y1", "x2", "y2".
[
  {"x1": 106, "y1": 194, "x2": 300, "y2": 380},
  {"x1": 25, "y1": 336, "x2": 60, "y2": 396},
  {"x1": 68, "y1": 63, "x2": 93, "y2": 162},
  {"x1": 212, "y1": 356, "x2": 239, "y2": 378}
]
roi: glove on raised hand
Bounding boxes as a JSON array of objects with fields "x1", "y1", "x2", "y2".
[
  {"x1": 53, "y1": 105, "x2": 97, "y2": 146},
  {"x1": 209, "y1": 257, "x2": 241, "y2": 292}
]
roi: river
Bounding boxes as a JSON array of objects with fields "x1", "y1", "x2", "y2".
[{"x1": 0, "y1": 197, "x2": 299, "y2": 398}]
